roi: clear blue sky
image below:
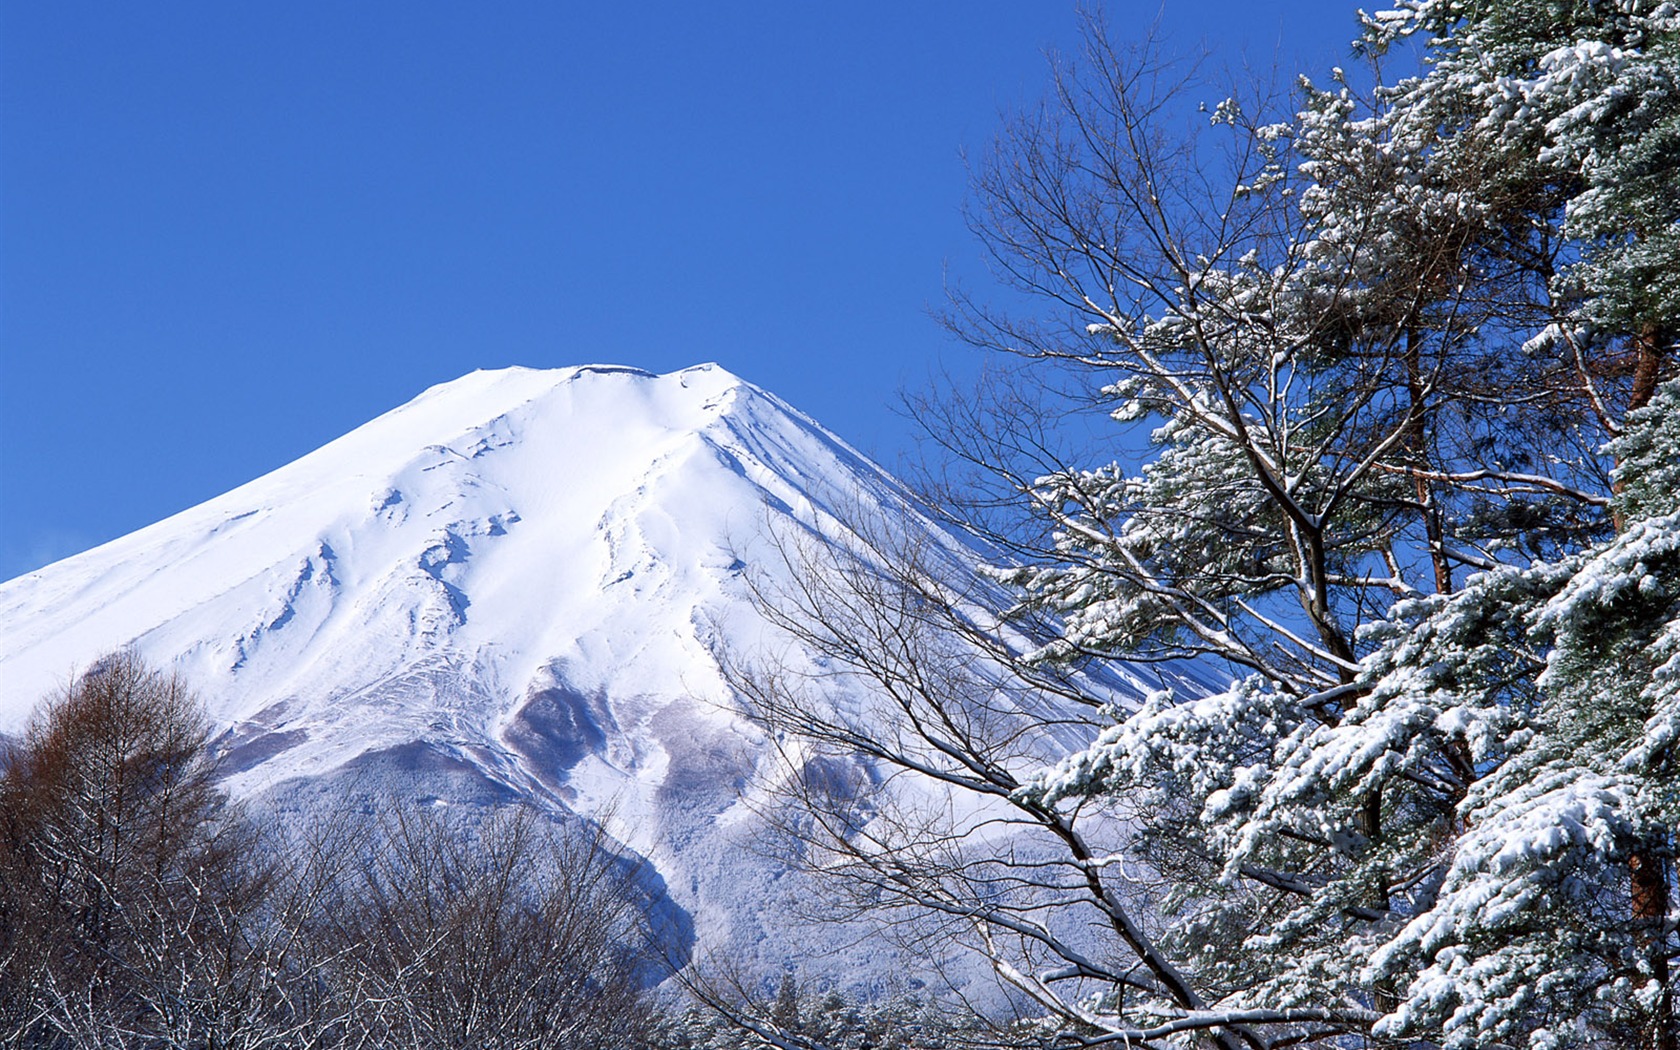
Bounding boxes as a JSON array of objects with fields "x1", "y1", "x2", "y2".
[{"x1": 2, "y1": 1, "x2": 1364, "y2": 581}]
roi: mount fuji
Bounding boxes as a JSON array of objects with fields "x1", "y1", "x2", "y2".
[{"x1": 0, "y1": 363, "x2": 1169, "y2": 990}]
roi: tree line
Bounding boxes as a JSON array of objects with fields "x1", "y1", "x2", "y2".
[{"x1": 0, "y1": 652, "x2": 654, "y2": 1050}]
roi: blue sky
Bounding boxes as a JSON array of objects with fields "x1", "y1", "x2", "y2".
[{"x1": 2, "y1": 1, "x2": 1365, "y2": 580}]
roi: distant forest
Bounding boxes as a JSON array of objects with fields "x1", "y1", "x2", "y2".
[{"x1": 5, "y1": 0, "x2": 1678, "y2": 1047}]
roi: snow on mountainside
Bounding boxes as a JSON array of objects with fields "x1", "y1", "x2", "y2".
[
  {"x1": 0, "y1": 365, "x2": 880, "y2": 757},
  {"x1": 0, "y1": 363, "x2": 1170, "y2": 989}
]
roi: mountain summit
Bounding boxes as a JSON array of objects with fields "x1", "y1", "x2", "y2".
[{"x1": 2, "y1": 364, "x2": 892, "y2": 756}]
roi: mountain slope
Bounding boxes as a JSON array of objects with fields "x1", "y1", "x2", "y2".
[{"x1": 0, "y1": 363, "x2": 1170, "y2": 989}]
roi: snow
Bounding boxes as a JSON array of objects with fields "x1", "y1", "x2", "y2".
[{"x1": 2, "y1": 364, "x2": 862, "y2": 734}]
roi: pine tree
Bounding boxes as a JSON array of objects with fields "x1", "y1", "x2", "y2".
[
  {"x1": 936, "y1": 0, "x2": 1677, "y2": 1043},
  {"x1": 724, "y1": 2, "x2": 1675, "y2": 1045}
]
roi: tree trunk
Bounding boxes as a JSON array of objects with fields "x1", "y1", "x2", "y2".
[
  {"x1": 1630, "y1": 323, "x2": 1664, "y2": 416},
  {"x1": 1405, "y1": 328, "x2": 1452, "y2": 595},
  {"x1": 1621, "y1": 323, "x2": 1673, "y2": 1050},
  {"x1": 1632, "y1": 847, "x2": 1675, "y2": 1050}
]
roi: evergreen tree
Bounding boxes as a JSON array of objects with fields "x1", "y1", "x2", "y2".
[
  {"x1": 748, "y1": 0, "x2": 1680, "y2": 1045},
  {"x1": 999, "y1": 1, "x2": 1680, "y2": 1034}
]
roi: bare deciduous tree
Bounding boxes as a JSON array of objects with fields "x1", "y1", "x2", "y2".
[
  {"x1": 318, "y1": 803, "x2": 656, "y2": 1050},
  {"x1": 0, "y1": 656, "x2": 663, "y2": 1049},
  {"x1": 720, "y1": 515, "x2": 1336, "y2": 1049},
  {"x1": 0, "y1": 652, "x2": 297, "y2": 1048}
]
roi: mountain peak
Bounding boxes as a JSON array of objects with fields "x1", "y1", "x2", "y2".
[
  {"x1": 0, "y1": 362, "x2": 1112, "y2": 992},
  {"x1": 0, "y1": 363, "x2": 864, "y2": 739}
]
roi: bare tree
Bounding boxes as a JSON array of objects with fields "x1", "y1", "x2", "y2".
[
  {"x1": 0, "y1": 656, "x2": 663, "y2": 1049},
  {"x1": 0, "y1": 652, "x2": 308, "y2": 1049},
  {"x1": 718, "y1": 512, "x2": 1366, "y2": 1049},
  {"x1": 317, "y1": 803, "x2": 656, "y2": 1050}
]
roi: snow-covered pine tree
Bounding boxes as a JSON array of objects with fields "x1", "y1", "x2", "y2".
[
  {"x1": 728, "y1": 3, "x2": 1674, "y2": 1046},
  {"x1": 1252, "y1": 6, "x2": 1680, "y2": 1045},
  {"x1": 962, "y1": 0, "x2": 1679, "y2": 1045},
  {"x1": 1283, "y1": 375, "x2": 1680, "y2": 1049}
]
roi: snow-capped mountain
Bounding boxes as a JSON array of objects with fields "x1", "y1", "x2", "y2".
[{"x1": 0, "y1": 363, "x2": 1167, "y2": 990}]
